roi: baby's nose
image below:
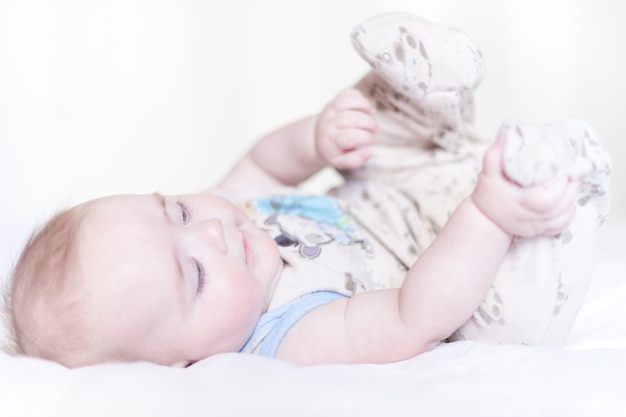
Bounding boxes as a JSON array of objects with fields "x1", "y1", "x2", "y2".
[{"x1": 198, "y1": 218, "x2": 227, "y2": 253}]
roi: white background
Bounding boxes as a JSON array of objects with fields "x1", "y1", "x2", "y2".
[{"x1": 1, "y1": 0, "x2": 625, "y2": 278}]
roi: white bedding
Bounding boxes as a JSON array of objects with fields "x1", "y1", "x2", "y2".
[
  {"x1": 1, "y1": 221, "x2": 625, "y2": 417},
  {"x1": 1, "y1": 3, "x2": 625, "y2": 416}
]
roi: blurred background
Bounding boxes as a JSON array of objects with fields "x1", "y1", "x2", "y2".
[{"x1": 1, "y1": 0, "x2": 624, "y2": 278}]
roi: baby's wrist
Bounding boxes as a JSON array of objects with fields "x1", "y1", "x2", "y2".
[{"x1": 468, "y1": 194, "x2": 514, "y2": 238}]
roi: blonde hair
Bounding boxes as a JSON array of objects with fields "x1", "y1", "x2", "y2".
[{"x1": 8, "y1": 205, "x2": 96, "y2": 367}]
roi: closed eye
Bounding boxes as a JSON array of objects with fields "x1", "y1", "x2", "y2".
[
  {"x1": 193, "y1": 258, "x2": 205, "y2": 294},
  {"x1": 176, "y1": 199, "x2": 190, "y2": 224}
]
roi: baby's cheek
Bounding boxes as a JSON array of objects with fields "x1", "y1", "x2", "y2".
[{"x1": 227, "y1": 278, "x2": 266, "y2": 328}]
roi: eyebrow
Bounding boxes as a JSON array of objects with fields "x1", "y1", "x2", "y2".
[
  {"x1": 152, "y1": 192, "x2": 188, "y2": 306},
  {"x1": 152, "y1": 192, "x2": 169, "y2": 220}
]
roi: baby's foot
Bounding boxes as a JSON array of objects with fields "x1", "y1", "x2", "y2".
[
  {"x1": 500, "y1": 119, "x2": 611, "y2": 199},
  {"x1": 351, "y1": 12, "x2": 484, "y2": 102},
  {"x1": 351, "y1": 12, "x2": 486, "y2": 151}
]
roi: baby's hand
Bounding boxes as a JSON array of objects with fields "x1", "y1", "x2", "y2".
[
  {"x1": 315, "y1": 89, "x2": 378, "y2": 170},
  {"x1": 471, "y1": 138, "x2": 580, "y2": 237}
]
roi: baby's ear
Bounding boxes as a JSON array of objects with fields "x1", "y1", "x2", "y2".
[{"x1": 350, "y1": 11, "x2": 484, "y2": 128}]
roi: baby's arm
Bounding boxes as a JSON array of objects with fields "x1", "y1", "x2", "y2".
[
  {"x1": 214, "y1": 89, "x2": 377, "y2": 193},
  {"x1": 276, "y1": 138, "x2": 580, "y2": 364}
]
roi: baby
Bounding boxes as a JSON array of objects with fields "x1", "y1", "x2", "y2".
[{"x1": 7, "y1": 12, "x2": 611, "y2": 368}]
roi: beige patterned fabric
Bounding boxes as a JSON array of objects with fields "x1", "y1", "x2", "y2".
[
  {"x1": 351, "y1": 11, "x2": 485, "y2": 151},
  {"x1": 240, "y1": 12, "x2": 612, "y2": 348},
  {"x1": 341, "y1": 12, "x2": 611, "y2": 345}
]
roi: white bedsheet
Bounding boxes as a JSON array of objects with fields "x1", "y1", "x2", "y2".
[{"x1": 1, "y1": 221, "x2": 625, "y2": 417}]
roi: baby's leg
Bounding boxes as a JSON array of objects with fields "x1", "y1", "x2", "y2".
[
  {"x1": 336, "y1": 13, "x2": 491, "y2": 265},
  {"x1": 351, "y1": 11, "x2": 486, "y2": 151},
  {"x1": 450, "y1": 119, "x2": 611, "y2": 345}
]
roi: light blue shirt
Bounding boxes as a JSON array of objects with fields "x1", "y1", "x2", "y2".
[{"x1": 239, "y1": 291, "x2": 347, "y2": 357}]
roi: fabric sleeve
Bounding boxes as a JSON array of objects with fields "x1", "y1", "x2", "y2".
[{"x1": 239, "y1": 291, "x2": 347, "y2": 357}]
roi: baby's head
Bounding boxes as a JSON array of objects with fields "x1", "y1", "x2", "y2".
[
  {"x1": 10, "y1": 193, "x2": 282, "y2": 367},
  {"x1": 9, "y1": 203, "x2": 91, "y2": 366}
]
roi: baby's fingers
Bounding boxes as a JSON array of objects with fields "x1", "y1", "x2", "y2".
[
  {"x1": 520, "y1": 176, "x2": 575, "y2": 214},
  {"x1": 333, "y1": 109, "x2": 378, "y2": 133},
  {"x1": 547, "y1": 179, "x2": 580, "y2": 217},
  {"x1": 331, "y1": 148, "x2": 372, "y2": 170},
  {"x1": 519, "y1": 177, "x2": 579, "y2": 236},
  {"x1": 334, "y1": 126, "x2": 376, "y2": 151},
  {"x1": 481, "y1": 137, "x2": 505, "y2": 178},
  {"x1": 536, "y1": 203, "x2": 578, "y2": 236},
  {"x1": 331, "y1": 89, "x2": 375, "y2": 114}
]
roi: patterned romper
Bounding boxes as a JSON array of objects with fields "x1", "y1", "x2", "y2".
[{"x1": 239, "y1": 12, "x2": 612, "y2": 356}]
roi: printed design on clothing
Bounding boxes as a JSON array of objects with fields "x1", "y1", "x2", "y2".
[
  {"x1": 251, "y1": 195, "x2": 370, "y2": 260},
  {"x1": 472, "y1": 285, "x2": 505, "y2": 328},
  {"x1": 553, "y1": 279, "x2": 569, "y2": 316}
]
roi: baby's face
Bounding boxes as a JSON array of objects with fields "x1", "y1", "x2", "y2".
[{"x1": 78, "y1": 192, "x2": 282, "y2": 366}]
